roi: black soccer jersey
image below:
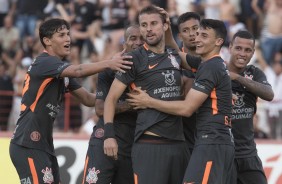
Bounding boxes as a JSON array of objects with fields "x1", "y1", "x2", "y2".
[
  {"x1": 182, "y1": 69, "x2": 197, "y2": 151},
  {"x1": 190, "y1": 55, "x2": 233, "y2": 145},
  {"x1": 116, "y1": 45, "x2": 185, "y2": 142},
  {"x1": 231, "y1": 65, "x2": 271, "y2": 158},
  {"x1": 11, "y1": 52, "x2": 81, "y2": 155},
  {"x1": 90, "y1": 69, "x2": 137, "y2": 157}
]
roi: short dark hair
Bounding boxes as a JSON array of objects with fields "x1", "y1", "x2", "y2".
[
  {"x1": 39, "y1": 18, "x2": 70, "y2": 48},
  {"x1": 124, "y1": 24, "x2": 140, "y2": 40},
  {"x1": 200, "y1": 19, "x2": 227, "y2": 47},
  {"x1": 177, "y1": 12, "x2": 200, "y2": 31},
  {"x1": 138, "y1": 5, "x2": 166, "y2": 24},
  {"x1": 231, "y1": 30, "x2": 255, "y2": 45}
]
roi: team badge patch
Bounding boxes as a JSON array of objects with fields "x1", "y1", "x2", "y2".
[
  {"x1": 168, "y1": 54, "x2": 180, "y2": 69},
  {"x1": 86, "y1": 167, "x2": 100, "y2": 184},
  {"x1": 95, "y1": 128, "x2": 104, "y2": 138},
  {"x1": 42, "y1": 167, "x2": 54, "y2": 184},
  {"x1": 30, "y1": 131, "x2": 41, "y2": 141},
  {"x1": 64, "y1": 77, "x2": 69, "y2": 87}
]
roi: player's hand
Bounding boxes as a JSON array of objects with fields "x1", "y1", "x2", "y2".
[
  {"x1": 107, "y1": 49, "x2": 133, "y2": 73},
  {"x1": 126, "y1": 87, "x2": 150, "y2": 109},
  {"x1": 154, "y1": 6, "x2": 170, "y2": 25},
  {"x1": 104, "y1": 138, "x2": 118, "y2": 160},
  {"x1": 229, "y1": 71, "x2": 239, "y2": 80}
]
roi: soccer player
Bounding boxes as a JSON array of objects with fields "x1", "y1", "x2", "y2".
[
  {"x1": 82, "y1": 24, "x2": 143, "y2": 184},
  {"x1": 127, "y1": 19, "x2": 235, "y2": 184},
  {"x1": 9, "y1": 18, "x2": 132, "y2": 184},
  {"x1": 177, "y1": 12, "x2": 201, "y2": 154},
  {"x1": 103, "y1": 6, "x2": 189, "y2": 184},
  {"x1": 228, "y1": 30, "x2": 273, "y2": 184}
]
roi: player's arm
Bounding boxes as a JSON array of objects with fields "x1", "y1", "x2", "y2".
[
  {"x1": 127, "y1": 87, "x2": 207, "y2": 117},
  {"x1": 229, "y1": 71, "x2": 274, "y2": 101},
  {"x1": 71, "y1": 87, "x2": 96, "y2": 107},
  {"x1": 96, "y1": 99, "x2": 132, "y2": 116},
  {"x1": 103, "y1": 79, "x2": 127, "y2": 159},
  {"x1": 60, "y1": 51, "x2": 132, "y2": 78}
]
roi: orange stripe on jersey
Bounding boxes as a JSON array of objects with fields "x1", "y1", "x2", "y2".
[
  {"x1": 210, "y1": 88, "x2": 218, "y2": 115},
  {"x1": 28, "y1": 158, "x2": 39, "y2": 184},
  {"x1": 202, "y1": 161, "x2": 213, "y2": 184},
  {"x1": 191, "y1": 68, "x2": 197, "y2": 73},
  {"x1": 134, "y1": 173, "x2": 138, "y2": 184},
  {"x1": 82, "y1": 156, "x2": 89, "y2": 183},
  {"x1": 22, "y1": 74, "x2": 31, "y2": 96},
  {"x1": 30, "y1": 78, "x2": 52, "y2": 112},
  {"x1": 143, "y1": 44, "x2": 149, "y2": 50},
  {"x1": 130, "y1": 83, "x2": 137, "y2": 90},
  {"x1": 21, "y1": 104, "x2": 26, "y2": 111}
]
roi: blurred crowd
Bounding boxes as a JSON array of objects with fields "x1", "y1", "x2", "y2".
[{"x1": 0, "y1": 0, "x2": 281, "y2": 139}]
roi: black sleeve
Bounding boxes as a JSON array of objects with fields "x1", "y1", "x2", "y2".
[
  {"x1": 115, "y1": 52, "x2": 137, "y2": 85},
  {"x1": 192, "y1": 62, "x2": 219, "y2": 95},
  {"x1": 96, "y1": 70, "x2": 114, "y2": 100},
  {"x1": 186, "y1": 54, "x2": 201, "y2": 69},
  {"x1": 253, "y1": 66, "x2": 271, "y2": 86},
  {"x1": 36, "y1": 56, "x2": 70, "y2": 78},
  {"x1": 67, "y1": 78, "x2": 81, "y2": 92}
]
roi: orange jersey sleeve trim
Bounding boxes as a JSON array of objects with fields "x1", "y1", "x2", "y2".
[
  {"x1": 28, "y1": 157, "x2": 39, "y2": 184},
  {"x1": 202, "y1": 161, "x2": 213, "y2": 184},
  {"x1": 210, "y1": 88, "x2": 218, "y2": 115},
  {"x1": 22, "y1": 74, "x2": 30, "y2": 96},
  {"x1": 30, "y1": 78, "x2": 53, "y2": 112},
  {"x1": 82, "y1": 156, "x2": 89, "y2": 183},
  {"x1": 134, "y1": 173, "x2": 138, "y2": 184}
]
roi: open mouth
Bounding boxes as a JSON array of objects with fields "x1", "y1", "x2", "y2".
[{"x1": 64, "y1": 44, "x2": 70, "y2": 49}]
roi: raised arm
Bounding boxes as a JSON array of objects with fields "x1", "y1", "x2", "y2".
[
  {"x1": 60, "y1": 51, "x2": 132, "y2": 78},
  {"x1": 229, "y1": 71, "x2": 274, "y2": 101}
]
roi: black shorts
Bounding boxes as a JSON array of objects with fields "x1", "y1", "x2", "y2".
[
  {"x1": 9, "y1": 143, "x2": 60, "y2": 184},
  {"x1": 183, "y1": 144, "x2": 234, "y2": 184},
  {"x1": 82, "y1": 141, "x2": 134, "y2": 184},
  {"x1": 231, "y1": 155, "x2": 267, "y2": 184},
  {"x1": 132, "y1": 138, "x2": 189, "y2": 184}
]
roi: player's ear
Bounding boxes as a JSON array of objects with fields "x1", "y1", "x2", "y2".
[
  {"x1": 215, "y1": 38, "x2": 224, "y2": 47},
  {"x1": 43, "y1": 37, "x2": 51, "y2": 46}
]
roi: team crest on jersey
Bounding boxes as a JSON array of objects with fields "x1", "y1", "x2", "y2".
[
  {"x1": 64, "y1": 77, "x2": 69, "y2": 87},
  {"x1": 244, "y1": 73, "x2": 253, "y2": 80},
  {"x1": 30, "y1": 131, "x2": 41, "y2": 141},
  {"x1": 95, "y1": 128, "x2": 104, "y2": 138},
  {"x1": 234, "y1": 92, "x2": 245, "y2": 108},
  {"x1": 42, "y1": 167, "x2": 54, "y2": 184},
  {"x1": 162, "y1": 70, "x2": 176, "y2": 86},
  {"x1": 86, "y1": 167, "x2": 100, "y2": 184},
  {"x1": 168, "y1": 54, "x2": 180, "y2": 69}
]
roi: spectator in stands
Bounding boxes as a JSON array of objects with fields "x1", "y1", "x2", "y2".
[
  {"x1": 256, "y1": 47, "x2": 282, "y2": 139},
  {"x1": 0, "y1": 0, "x2": 16, "y2": 27},
  {"x1": 260, "y1": 0, "x2": 282, "y2": 65},
  {"x1": 0, "y1": 15, "x2": 23, "y2": 64},
  {"x1": 0, "y1": 56, "x2": 16, "y2": 131}
]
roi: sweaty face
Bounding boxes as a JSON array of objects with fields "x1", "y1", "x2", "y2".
[
  {"x1": 46, "y1": 27, "x2": 71, "y2": 59},
  {"x1": 139, "y1": 13, "x2": 166, "y2": 46},
  {"x1": 229, "y1": 37, "x2": 255, "y2": 69},
  {"x1": 124, "y1": 27, "x2": 144, "y2": 52},
  {"x1": 195, "y1": 27, "x2": 221, "y2": 59},
  {"x1": 178, "y1": 19, "x2": 199, "y2": 50}
]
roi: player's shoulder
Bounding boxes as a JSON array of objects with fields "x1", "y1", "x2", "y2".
[
  {"x1": 245, "y1": 64, "x2": 263, "y2": 75},
  {"x1": 35, "y1": 52, "x2": 61, "y2": 64}
]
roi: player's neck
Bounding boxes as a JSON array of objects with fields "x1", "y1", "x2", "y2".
[
  {"x1": 228, "y1": 62, "x2": 244, "y2": 74},
  {"x1": 201, "y1": 50, "x2": 220, "y2": 62},
  {"x1": 146, "y1": 41, "x2": 165, "y2": 54}
]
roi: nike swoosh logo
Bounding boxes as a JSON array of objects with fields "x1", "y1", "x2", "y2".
[{"x1": 148, "y1": 63, "x2": 158, "y2": 69}]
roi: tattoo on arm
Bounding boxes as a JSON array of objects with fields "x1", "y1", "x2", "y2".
[{"x1": 236, "y1": 76, "x2": 274, "y2": 101}]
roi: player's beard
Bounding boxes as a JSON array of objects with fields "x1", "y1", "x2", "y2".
[{"x1": 145, "y1": 35, "x2": 163, "y2": 47}]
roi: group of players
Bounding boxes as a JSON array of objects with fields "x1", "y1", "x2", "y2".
[{"x1": 9, "y1": 4, "x2": 273, "y2": 184}]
